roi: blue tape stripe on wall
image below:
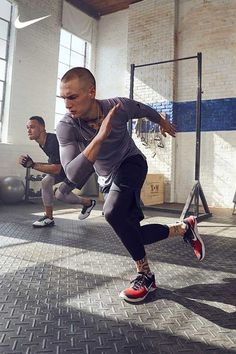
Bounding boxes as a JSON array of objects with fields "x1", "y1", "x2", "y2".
[{"x1": 149, "y1": 98, "x2": 236, "y2": 132}]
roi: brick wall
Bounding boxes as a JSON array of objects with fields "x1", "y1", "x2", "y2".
[
  {"x1": 0, "y1": 143, "x2": 46, "y2": 183},
  {"x1": 6, "y1": 0, "x2": 61, "y2": 143},
  {"x1": 175, "y1": 0, "x2": 236, "y2": 207},
  {"x1": 176, "y1": 0, "x2": 236, "y2": 101},
  {"x1": 96, "y1": 9, "x2": 129, "y2": 98},
  {"x1": 0, "y1": 0, "x2": 98, "y2": 186},
  {"x1": 0, "y1": 0, "x2": 62, "y2": 181},
  {"x1": 96, "y1": 0, "x2": 236, "y2": 208},
  {"x1": 128, "y1": 0, "x2": 177, "y2": 202}
]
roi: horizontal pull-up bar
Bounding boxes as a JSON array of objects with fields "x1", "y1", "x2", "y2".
[{"x1": 133, "y1": 55, "x2": 198, "y2": 68}]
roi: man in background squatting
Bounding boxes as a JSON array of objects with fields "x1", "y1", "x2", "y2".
[{"x1": 19, "y1": 116, "x2": 96, "y2": 227}]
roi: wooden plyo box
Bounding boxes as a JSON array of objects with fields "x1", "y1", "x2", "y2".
[{"x1": 141, "y1": 174, "x2": 164, "y2": 206}]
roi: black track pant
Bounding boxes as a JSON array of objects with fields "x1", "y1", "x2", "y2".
[{"x1": 103, "y1": 155, "x2": 169, "y2": 261}]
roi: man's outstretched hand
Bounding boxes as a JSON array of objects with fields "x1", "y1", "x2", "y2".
[{"x1": 159, "y1": 116, "x2": 176, "y2": 138}]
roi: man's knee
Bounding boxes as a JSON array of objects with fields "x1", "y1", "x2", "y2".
[
  {"x1": 41, "y1": 175, "x2": 55, "y2": 191},
  {"x1": 54, "y1": 188, "x2": 65, "y2": 202},
  {"x1": 103, "y1": 205, "x2": 118, "y2": 225}
]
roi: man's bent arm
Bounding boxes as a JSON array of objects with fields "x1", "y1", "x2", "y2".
[
  {"x1": 56, "y1": 122, "x2": 94, "y2": 188},
  {"x1": 33, "y1": 163, "x2": 61, "y2": 175},
  {"x1": 82, "y1": 103, "x2": 120, "y2": 163},
  {"x1": 82, "y1": 138, "x2": 103, "y2": 163}
]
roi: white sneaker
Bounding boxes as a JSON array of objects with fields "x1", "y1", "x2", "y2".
[
  {"x1": 79, "y1": 200, "x2": 96, "y2": 220},
  {"x1": 33, "y1": 215, "x2": 55, "y2": 228}
]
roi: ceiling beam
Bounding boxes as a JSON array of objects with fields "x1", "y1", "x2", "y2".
[{"x1": 66, "y1": 0, "x2": 100, "y2": 19}]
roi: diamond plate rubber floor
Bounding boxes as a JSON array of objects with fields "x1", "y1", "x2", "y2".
[{"x1": 0, "y1": 200, "x2": 235, "y2": 354}]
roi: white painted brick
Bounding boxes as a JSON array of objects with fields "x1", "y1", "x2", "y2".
[
  {"x1": 96, "y1": 9, "x2": 129, "y2": 98},
  {"x1": 176, "y1": 0, "x2": 236, "y2": 101},
  {"x1": 0, "y1": 142, "x2": 46, "y2": 184},
  {"x1": 0, "y1": 0, "x2": 62, "y2": 182},
  {"x1": 127, "y1": 0, "x2": 176, "y2": 201},
  {"x1": 3, "y1": 0, "x2": 62, "y2": 144},
  {"x1": 175, "y1": 132, "x2": 236, "y2": 208},
  {"x1": 96, "y1": 0, "x2": 236, "y2": 208}
]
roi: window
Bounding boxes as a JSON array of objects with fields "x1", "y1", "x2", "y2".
[
  {"x1": 55, "y1": 29, "x2": 90, "y2": 128},
  {"x1": 0, "y1": 0, "x2": 12, "y2": 133}
]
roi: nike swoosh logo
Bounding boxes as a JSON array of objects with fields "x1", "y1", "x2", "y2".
[{"x1": 14, "y1": 15, "x2": 51, "y2": 29}]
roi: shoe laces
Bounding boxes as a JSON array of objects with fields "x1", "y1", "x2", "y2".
[
  {"x1": 80, "y1": 205, "x2": 87, "y2": 214},
  {"x1": 38, "y1": 215, "x2": 48, "y2": 221},
  {"x1": 81, "y1": 206, "x2": 90, "y2": 215},
  {"x1": 81, "y1": 201, "x2": 93, "y2": 214},
  {"x1": 130, "y1": 273, "x2": 146, "y2": 290}
]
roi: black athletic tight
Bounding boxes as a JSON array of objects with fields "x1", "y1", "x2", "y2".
[{"x1": 103, "y1": 155, "x2": 169, "y2": 261}]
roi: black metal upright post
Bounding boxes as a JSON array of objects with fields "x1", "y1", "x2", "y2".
[
  {"x1": 128, "y1": 64, "x2": 135, "y2": 136},
  {"x1": 195, "y1": 52, "x2": 202, "y2": 182},
  {"x1": 130, "y1": 64, "x2": 135, "y2": 100},
  {"x1": 193, "y1": 52, "x2": 202, "y2": 215},
  {"x1": 24, "y1": 167, "x2": 31, "y2": 202}
]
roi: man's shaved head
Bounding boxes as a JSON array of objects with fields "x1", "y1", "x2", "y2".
[{"x1": 61, "y1": 67, "x2": 96, "y2": 89}]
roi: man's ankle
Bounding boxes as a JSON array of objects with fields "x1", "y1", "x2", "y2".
[
  {"x1": 136, "y1": 256, "x2": 150, "y2": 274},
  {"x1": 168, "y1": 222, "x2": 186, "y2": 237}
]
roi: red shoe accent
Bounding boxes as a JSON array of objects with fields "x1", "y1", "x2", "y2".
[
  {"x1": 183, "y1": 215, "x2": 205, "y2": 261},
  {"x1": 119, "y1": 273, "x2": 157, "y2": 303}
]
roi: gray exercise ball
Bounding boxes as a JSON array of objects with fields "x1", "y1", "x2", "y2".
[{"x1": 0, "y1": 176, "x2": 25, "y2": 204}]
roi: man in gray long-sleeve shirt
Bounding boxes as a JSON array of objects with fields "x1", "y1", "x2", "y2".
[{"x1": 56, "y1": 67, "x2": 205, "y2": 303}]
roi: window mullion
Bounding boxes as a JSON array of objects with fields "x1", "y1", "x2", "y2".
[
  {"x1": 55, "y1": 29, "x2": 89, "y2": 129},
  {"x1": 0, "y1": 1, "x2": 12, "y2": 134}
]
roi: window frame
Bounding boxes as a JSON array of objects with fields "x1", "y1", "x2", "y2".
[
  {"x1": 0, "y1": 1, "x2": 13, "y2": 134},
  {"x1": 55, "y1": 29, "x2": 89, "y2": 128}
]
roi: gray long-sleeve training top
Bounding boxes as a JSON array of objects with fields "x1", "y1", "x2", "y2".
[{"x1": 56, "y1": 97, "x2": 161, "y2": 189}]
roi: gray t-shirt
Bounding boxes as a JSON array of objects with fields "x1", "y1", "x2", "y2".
[{"x1": 56, "y1": 97, "x2": 161, "y2": 189}]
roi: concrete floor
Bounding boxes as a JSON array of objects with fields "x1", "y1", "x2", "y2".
[{"x1": 0, "y1": 198, "x2": 235, "y2": 354}]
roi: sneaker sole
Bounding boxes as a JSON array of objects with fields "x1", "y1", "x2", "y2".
[
  {"x1": 119, "y1": 285, "x2": 157, "y2": 303},
  {"x1": 188, "y1": 216, "x2": 205, "y2": 261},
  {"x1": 33, "y1": 222, "x2": 55, "y2": 228}
]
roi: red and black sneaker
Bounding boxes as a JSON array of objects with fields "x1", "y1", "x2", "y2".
[
  {"x1": 183, "y1": 215, "x2": 205, "y2": 261},
  {"x1": 119, "y1": 272, "x2": 157, "y2": 303}
]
